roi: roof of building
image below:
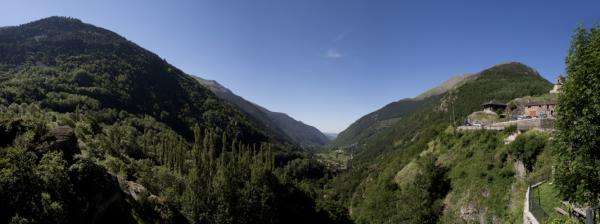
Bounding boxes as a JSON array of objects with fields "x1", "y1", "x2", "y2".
[
  {"x1": 482, "y1": 100, "x2": 507, "y2": 107},
  {"x1": 525, "y1": 101, "x2": 556, "y2": 106}
]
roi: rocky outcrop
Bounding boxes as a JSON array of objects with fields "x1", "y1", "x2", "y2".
[
  {"x1": 460, "y1": 203, "x2": 479, "y2": 222},
  {"x1": 68, "y1": 158, "x2": 137, "y2": 224},
  {"x1": 0, "y1": 119, "x2": 80, "y2": 162},
  {"x1": 118, "y1": 177, "x2": 189, "y2": 224},
  {"x1": 35, "y1": 125, "x2": 79, "y2": 162}
]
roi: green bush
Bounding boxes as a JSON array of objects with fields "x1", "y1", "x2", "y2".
[{"x1": 508, "y1": 132, "x2": 548, "y2": 171}]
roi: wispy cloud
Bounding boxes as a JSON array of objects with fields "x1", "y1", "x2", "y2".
[
  {"x1": 324, "y1": 49, "x2": 344, "y2": 59},
  {"x1": 333, "y1": 29, "x2": 352, "y2": 42}
]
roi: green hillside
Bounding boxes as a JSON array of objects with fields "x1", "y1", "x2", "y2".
[
  {"x1": 331, "y1": 98, "x2": 432, "y2": 147},
  {"x1": 337, "y1": 62, "x2": 551, "y2": 162},
  {"x1": 322, "y1": 62, "x2": 553, "y2": 223},
  {"x1": 331, "y1": 74, "x2": 475, "y2": 148},
  {"x1": 0, "y1": 16, "x2": 270, "y2": 144},
  {"x1": 0, "y1": 17, "x2": 348, "y2": 224}
]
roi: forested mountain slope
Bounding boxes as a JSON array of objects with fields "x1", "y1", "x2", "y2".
[
  {"x1": 0, "y1": 16, "x2": 271, "y2": 143},
  {"x1": 331, "y1": 98, "x2": 433, "y2": 148},
  {"x1": 323, "y1": 62, "x2": 553, "y2": 223},
  {"x1": 331, "y1": 62, "x2": 550, "y2": 161},
  {"x1": 0, "y1": 17, "x2": 348, "y2": 224},
  {"x1": 331, "y1": 74, "x2": 475, "y2": 148},
  {"x1": 196, "y1": 77, "x2": 330, "y2": 147}
]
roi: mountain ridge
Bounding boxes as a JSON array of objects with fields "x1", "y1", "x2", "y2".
[
  {"x1": 0, "y1": 16, "x2": 278, "y2": 144},
  {"x1": 331, "y1": 72, "x2": 475, "y2": 147},
  {"x1": 196, "y1": 77, "x2": 330, "y2": 147},
  {"x1": 414, "y1": 73, "x2": 476, "y2": 100},
  {"x1": 330, "y1": 62, "x2": 543, "y2": 148}
]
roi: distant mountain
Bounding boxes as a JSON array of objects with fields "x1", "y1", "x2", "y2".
[
  {"x1": 196, "y1": 77, "x2": 330, "y2": 147},
  {"x1": 323, "y1": 132, "x2": 338, "y2": 140},
  {"x1": 330, "y1": 73, "x2": 476, "y2": 147}
]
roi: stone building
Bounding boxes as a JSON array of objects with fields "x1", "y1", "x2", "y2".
[
  {"x1": 549, "y1": 75, "x2": 564, "y2": 94},
  {"x1": 524, "y1": 101, "x2": 556, "y2": 118}
]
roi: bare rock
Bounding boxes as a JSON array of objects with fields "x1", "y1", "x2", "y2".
[
  {"x1": 460, "y1": 203, "x2": 479, "y2": 222},
  {"x1": 35, "y1": 125, "x2": 79, "y2": 162}
]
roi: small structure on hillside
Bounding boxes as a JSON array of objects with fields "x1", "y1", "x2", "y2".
[
  {"x1": 549, "y1": 75, "x2": 565, "y2": 94},
  {"x1": 524, "y1": 101, "x2": 556, "y2": 118},
  {"x1": 467, "y1": 111, "x2": 499, "y2": 126},
  {"x1": 482, "y1": 100, "x2": 507, "y2": 114}
]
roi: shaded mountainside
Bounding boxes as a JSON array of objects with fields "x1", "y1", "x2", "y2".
[
  {"x1": 0, "y1": 16, "x2": 271, "y2": 144},
  {"x1": 0, "y1": 17, "x2": 350, "y2": 224},
  {"x1": 323, "y1": 62, "x2": 553, "y2": 223},
  {"x1": 331, "y1": 73, "x2": 476, "y2": 148},
  {"x1": 196, "y1": 77, "x2": 330, "y2": 147}
]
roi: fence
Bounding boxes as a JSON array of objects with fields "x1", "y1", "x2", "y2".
[
  {"x1": 526, "y1": 181, "x2": 547, "y2": 223},
  {"x1": 587, "y1": 205, "x2": 600, "y2": 224},
  {"x1": 529, "y1": 181, "x2": 549, "y2": 222},
  {"x1": 528, "y1": 179, "x2": 600, "y2": 224}
]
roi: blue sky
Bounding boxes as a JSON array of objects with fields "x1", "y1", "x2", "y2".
[{"x1": 2, "y1": 0, "x2": 599, "y2": 133}]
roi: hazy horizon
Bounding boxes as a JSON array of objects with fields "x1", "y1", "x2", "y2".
[{"x1": 2, "y1": 0, "x2": 599, "y2": 133}]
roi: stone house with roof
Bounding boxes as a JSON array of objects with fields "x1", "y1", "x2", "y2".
[{"x1": 524, "y1": 101, "x2": 556, "y2": 118}]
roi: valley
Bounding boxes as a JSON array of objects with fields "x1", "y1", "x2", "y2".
[{"x1": 0, "y1": 13, "x2": 599, "y2": 224}]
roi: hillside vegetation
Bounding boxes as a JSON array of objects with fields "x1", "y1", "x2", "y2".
[
  {"x1": 331, "y1": 98, "x2": 433, "y2": 148},
  {"x1": 0, "y1": 17, "x2": 348, "y2": 224},
  {"x1": 331, "y1": 73, "x2": 476, "y2": 148},
  {"x1": 196, "y1": 77, "x2": 330, "y2": 147},
  {"x1": 322, "y1": 62, "x2": 553, "y2": 223},
  {"x1": 0, "y1": 16, "x2": 273, "y2": 144},
  {"x1": 347, "y1": 62, "x2": 551, "y2": 162},
  {"x1": 3, "y1": 15, "x2": 599, "y2": 224}
]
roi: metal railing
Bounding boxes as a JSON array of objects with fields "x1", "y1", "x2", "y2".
[{"x1": 528, "y1": 181, "x2": 549, "y2": 222}]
